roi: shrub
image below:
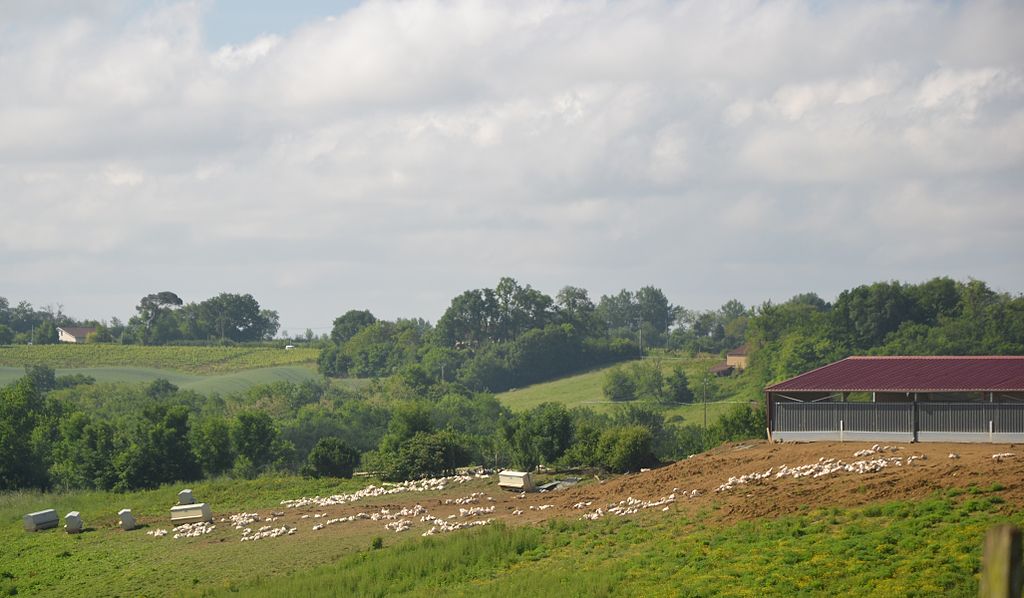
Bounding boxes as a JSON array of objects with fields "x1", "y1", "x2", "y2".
[
  {"x1": 376, "y1": 430, "x2": 471, "y2": 482},
  {"x1": 602, "y1": 367, "x2": 636, "y2": 402},
  {"x1": 302, "y1": 437, "x2": 360, "y2": 479},
  {"x1": 707, "y1": 402, "x2": 764, "y2": 446},
  {"x1": 597, "y1": 425, "x2": 655, "y2": 473}
]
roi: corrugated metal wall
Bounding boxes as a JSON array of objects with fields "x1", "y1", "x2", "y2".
[
  {"x1": 773, "y1": 401, "x2": 1024, "y2": 442},
  {"x1": 775, "y1": 403, "x2": 912, "y2": 432},
  {"x1": 918, "y1": 403, "x2": 1024, "y2": 433}
]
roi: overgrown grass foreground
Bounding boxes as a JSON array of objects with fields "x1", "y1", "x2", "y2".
[
  {"x1": 0, "y1": 476, "x2": 372, "y2": 597},
  {"x1": 205, "y1": 489, "x2": 1016, "y2": 598},
  {"x1": 0, "y1": 345, "x2": 318, "y2": 374},
  {"x1": 2, "y1": 480, "x2": 1015, "y2": 597}
]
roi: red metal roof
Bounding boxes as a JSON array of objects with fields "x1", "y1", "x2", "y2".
[
  {"x1": 727, "y1": 344, "x2": 749, "y2": 356},
  {"x1": 765, "y1": 356, "x2": 1024, "y2": 393},
  {"x1": 58, "y1": 327, "x2": 96, "y2": 338}
]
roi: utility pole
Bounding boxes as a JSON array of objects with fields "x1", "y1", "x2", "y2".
[{"x1": 635, "y1": 318, "x2": 643, "y2": 358}]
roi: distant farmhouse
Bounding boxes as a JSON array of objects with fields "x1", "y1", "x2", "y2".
[
  {"x1": 726, "y1": 344, "x2": 749, "y2": 370},
  {"x1": 710, "y1": 344, "x2": 749, "y2": 377},
  {"x1": 57, "y1": 327, "x2": 96, "y2": 344},
  {"x1": 766, "y1": 356, "x2": 1024, "y2": 443}
]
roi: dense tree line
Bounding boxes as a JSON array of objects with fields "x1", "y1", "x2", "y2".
[
  {"x1": 5, "y1": 276, "x2": 1021, "y2": 495},
  {"x1": 0, "y1": 298, "x2": 96, "y2": 345},
  {"x1": 744, "y1": 278, "x2": 1024, "y2": 388},
  {"x1": 319, "y1": 277, "x2": 648, "y2": 392},
  {"x1": 131, "y1": 291, "x2": 280, "y2": 345},
  {"x1": 0, "y1": 363, "x2": 757, "y2": 492},
  {"x1": 0, "y1": 292, "x2": 280, "y2": 346}
]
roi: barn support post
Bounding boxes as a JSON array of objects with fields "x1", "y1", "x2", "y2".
[
  {"x1": 980, "y1": 524, "x2": 1023, "y2": 598},
  {"x1": 912, "y1": 393, "x2": 919, "y2": 443}
]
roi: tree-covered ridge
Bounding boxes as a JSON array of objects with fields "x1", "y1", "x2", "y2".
[
  {"x1": 0, "y1": 291, "x2": 280, "y2": 346},
  {"x1": 745, "y1": 278, "x2": 1024, "y2": 387},
  {"x1": 318, "y1": 277, "x2": 643, "y2": 393},
  {"x1": 1, "y1": 363, "x2": 744, "y2": 494},
  {"x1": 3, "y1": 276, "x2": 1021, "y2": 496},
  {"x1": 318, "y1": 276, "x2": 1023, "y2": 396}
]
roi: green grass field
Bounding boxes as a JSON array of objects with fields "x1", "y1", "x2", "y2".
[
  {"x1": 0, "y1": 344, "x2": 337, "y2": 395},
  {"x1": 0, "y1": 476, "x2": 383, "y2": 597},
  {"x1": 0, "y1": 365, "x2": 326, "y2": 395},
  {"x1": 2, "y1": 459, "x2": 1018, "y2": 597},
  {"x1": 2, "y1": 480, "x2": 1005, "y2": 597},
  {"x1": 497, "y1": 357, "x2": 752, "y2": 423},
  {"x1": 0, "y1": 344, "x2": 319, "y2": 374},
  {"x1": 205, "y1": 491, "x2": 1017, "y2": 597}
]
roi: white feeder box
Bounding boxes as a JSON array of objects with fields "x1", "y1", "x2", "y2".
[
  {"x1": 23, "y1": 509, "x2": 59, "y2": 532},
  {"x1": 64, "y1": 511, "x2": 83, "y2": 534},
  {"x1": 498, "y1": 470, "x2": 536, "y2": 492},
  {"x1": 118, "y1": 509, "x2": 137, "y2": 531},
  {"x1": 170, "y1": 503, "x2": 212, "y2": 525}
]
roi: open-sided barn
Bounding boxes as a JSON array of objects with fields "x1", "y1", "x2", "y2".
[{"x1": 765, "y1": 356, "x2": 1024, "y2": 443}]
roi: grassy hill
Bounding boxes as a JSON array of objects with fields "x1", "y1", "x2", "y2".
[
  {"x1": 497, "y1": 356, "x2": 753, "y2": 425},
  {"x1": 0, "y1": 344, "x2": 319, "y2": 374},
  {"x1": 0, "y1": 344, "x2": 330, "y2": 394},
  {"x1": 3, "y1": 440, "x2": 1021, "y2": 597},
  {"x1": 0, "y1": 365, "x2": 329, "y2": 395}
]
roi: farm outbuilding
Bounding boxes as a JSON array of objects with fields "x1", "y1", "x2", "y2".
[
  {"x1": 57, "y1": 326, "x2": 95, "y2": 343},
  {"x1": 766, "y1": 356, "x2": 1024, "y2": 443},
  {"x1": 726, "y1": 344, "x2": 749, "y2": 371}
]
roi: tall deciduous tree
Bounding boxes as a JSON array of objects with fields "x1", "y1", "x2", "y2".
[
  {"x1": 195, "y1": 293, "x2": 279, "y2": 342},
  {"x1": 302, "y1": 437, "x2": 360, "y2": 479},
  {"x1": 331, "y1": 310, "x2": 377, "y2": 345},
  {"x1": 231, "y1": 411, "x2": 280, "y2": 477},
  {"x1": 135, "y1": 291, "x2": 183, "y2": 345},
  {"x1": 0, "y1": 379, "x2": 53, "y2": 490}
]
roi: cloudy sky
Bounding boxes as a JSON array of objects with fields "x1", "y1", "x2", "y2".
[{"x1": 2, "y1": 0, "x2": 1022, "y2": 334}]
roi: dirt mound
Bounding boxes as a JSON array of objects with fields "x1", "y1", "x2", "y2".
[
  {"x1": 541, "y1": 440, "x2": 1024, "y2": 524},
  {"x1": 201, "y1": 441, "x2": 1024, "y2": 544}
]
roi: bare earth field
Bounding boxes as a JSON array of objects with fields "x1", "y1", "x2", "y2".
[{"x1": 145, "y1": 440, "x2": 1024, "y2": 543}]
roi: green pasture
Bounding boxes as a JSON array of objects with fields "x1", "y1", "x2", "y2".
[
  {"x1": 2, "y1": 475, "x2": 1017, "y2": 597},
  {"x1": 0, "y1": 365, "x2": 329, "y2": 395},
  {"x1": 0, "y1": 344, "x2": 319, "y2": 374},
  {"x1": 497, "y1": 356, "x2": 751, "y2": 421},
  {"x1": 0, "y1": 476, "x2": 432, "y2": 597},
  {"x1": 209, "y1": 489, "x2": 1016, "y2": 597}
]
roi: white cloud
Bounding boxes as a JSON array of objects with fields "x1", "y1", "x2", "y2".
[
  {"x1": 102, "y1": 164, "x2": 144, "y2": 186},
  {"x1": 210, "y1": 35, "x2": 281, "y2": 71},
  {"x1": 1, "y1": 0, "x2": 1022, "y2": 327}
]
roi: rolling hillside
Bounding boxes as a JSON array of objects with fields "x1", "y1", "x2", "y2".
[
  {"x1": 0, "y1": 344, "x2": 319, "y2": 374},
  {"x1": 0, "y1": 344, "x2": 333, "y2": 394},
  {"x1": 3, "y1": 440, "x2": 1021, "y2": 597},
  {"x1": 0, "y1": 365, "x2": 326, "y2": 395},
  {"x1": 497, "y1": 356, "x2": 753, "y2": 425}
]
